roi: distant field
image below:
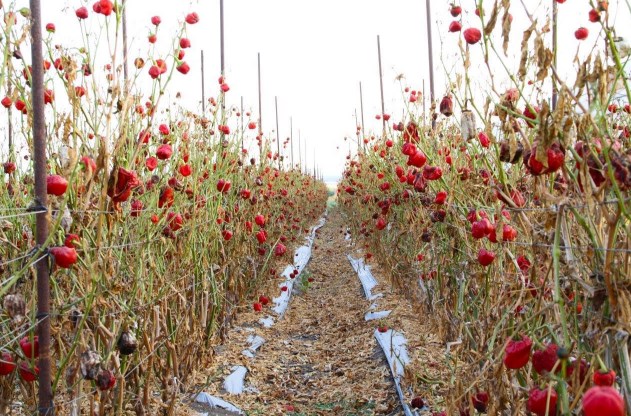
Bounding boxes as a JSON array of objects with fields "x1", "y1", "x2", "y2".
[{"x1": 325, "y1": 181, "x2": 338, "y2": 207}]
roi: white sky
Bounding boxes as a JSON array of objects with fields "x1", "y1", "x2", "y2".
[{"x1": 4, "y1": 0, "x2": 631, "y2": 182}]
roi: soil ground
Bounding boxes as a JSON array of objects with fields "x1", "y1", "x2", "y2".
[{"x1": 186, "y1": 210, "x2": 403, "y2": 415}]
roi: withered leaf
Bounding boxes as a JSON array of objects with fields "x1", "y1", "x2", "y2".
[
  {"x1": 501, "y1": 5, "x2": 512, "y2": 56},
  {"x1": 484, "y1": 1, "x2": 500, "y2": 36},
  {"x1": 535, "y1": 35, "x2": 553, "y2": 82},
  {"x1": 519, "y1": 21, "x2": 537, "y2": 80}
]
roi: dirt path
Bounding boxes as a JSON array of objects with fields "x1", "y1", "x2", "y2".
[{"x1": 194, "y1": 210, "x2": 401, "y2": 415}]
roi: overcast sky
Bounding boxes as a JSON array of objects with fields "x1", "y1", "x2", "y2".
[{"x1": 4, "y1": 0, "x2": 631, "y2": 182}]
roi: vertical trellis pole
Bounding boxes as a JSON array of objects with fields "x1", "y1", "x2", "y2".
[
  {"x1": 552, "y1": 0, "x2": 558, "y2": 110},
  {"x1": 354, "y1": 108, "x2": 359, "y2": 150},
  {"x1": 290, "y1": 117, "x2": 294, "y2": 169},
  {"x1": 201, "y1": 50, "x2": 206, "y2": 113},
  {"x1": 257, "y1": 53, "x2": 262, "y2": 160},
  {"x1": 29, "y1": 0, "x2": 53, "y2": 414},
  {"x1": 7, "y1": 81, "x2": 13, "y2": 158},
  {"x1": 121, "y1": 0, "x2": 128, "y2": 85},
  {"x1": 219, "y1": 0, "x2": 226, "y2": 146},
  {"x1": 377, "y1": 35, "x2": 386, "y2": 137},
  {"x1": 220, "y1": 0, "x2": 225, "y2": 76},
  {"x1": 303, "y1": 132, "x2": 307, "y2": 175},
  {"x1": 425, "y1": 0, "x2": 436, "y2": 129},
  {"x1": 275, "y1": 96, "x2": 280, "y2": 169},
  {"x1": 240, "y1": 96, "x2": 244, "y2": 151},
  {"x1": 298, "y1": 129, "x2": 302, "y2": 171},
  {"x1": 422, "y1": 80, "x2": 426, "y2": 125},
  {"x1": 359, "y1": 81, "x2": 365, "y2": 151}
]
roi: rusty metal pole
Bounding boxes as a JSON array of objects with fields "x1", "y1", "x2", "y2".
[
  {"x1": 425, "y1": 0, "x2": 436, "y2": 129},
  {"x1": 201, "y1": 50, "x2": 205, "y2": 113},
  {"x1": 121, "y1": 0, "x2": 128, "y2": 86},
  {"x1": 552, "y1": 0, "x2": 558, "y2": 110},
  {"x1": 29, "y1": 1, "x2": 53, "y2": 414},
  {"x1": 377, "y1": 35, "x2": 386, "y2": 137},
  {"x1": 274, "y1": 96, "x2": 280, "y2": 169},
  {"x1": 257, "y1": 53, "x2": 262, "y2": 161}
]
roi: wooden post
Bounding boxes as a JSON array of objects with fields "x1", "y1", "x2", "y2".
[{"x1": 29, "y1": 0, "x2": 53, "y2": 413}]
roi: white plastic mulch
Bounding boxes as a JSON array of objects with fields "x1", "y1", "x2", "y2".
[
  {"x1": 193, "y1": 392, "x2": 245, "y2": 415},
  {"x1": 193, "y1": 215, "x2": 327, "y2": 413},
  {"x1": 348, "y1": 254, "x2": 416, "y2": 416}
]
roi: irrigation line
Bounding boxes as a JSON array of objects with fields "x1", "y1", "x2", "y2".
[
  {"x1": 0, "y1": 210, "x2": 47, "y2": 220},
  {"x1": 0, "y1": 198, "x2": 202, "y2": 218},
  {"x1": 0, "y1": 250, "x2": 38, "y2": 267},
  {"x1": 505, "y1": 240, "x2": 631, "y2": 254},
  {"x1": 82, "y1": 236, "x2": 162, "y2": 252},
  {"x1": 42, "y1": 268, "x2": 234, "y2": 322},
  {"x1": 2, "y1": 195, "x2": 625, "y2": 220},
  {"x1": 0, "y1": 254, "x2": 48, "y2": 285},
  {"x1": 1, "y1": 206, "x2": 300, "y2": 281},
  {"x1": 0, "y1": 207, "x2": 31, "y2": 212},
  {"x1": 0, "y1": 319, "x2": 43, "y2": 357}
]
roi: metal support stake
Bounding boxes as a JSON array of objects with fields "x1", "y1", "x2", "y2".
[
  {"x1": 377, "y1": 35, "x2": 386, "y2": 137},
  {"x1": 552, "y1": 0, "x2": 558, "y2": 110},
  {"x1": 257, "y1": 53, "x2": 263, "y2": 160},
  {"x1": 425, "y1": 0, "x2": 436, "y2": 129},
  {"x1": 275, "y1": 96, "x2": 280, "y2": 169},
  {"x1": 290, "y1": 117, "x2": 294, "y2": 169},
  {"x1": 359, "y1": 81, "x2": 365, "y2": 151},
  {"x1": 201, "y1": 50, "x2": 205, "y2": 113},
  {"x1": 29, "y1": 0, "x2": 53, "y2": 413}
]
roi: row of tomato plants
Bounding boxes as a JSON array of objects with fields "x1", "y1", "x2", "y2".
[
  {"x1": 0, "y1": 1, "x2": 328, "y2": 414},
  {"x1": 338, "y1": 1, "x2": 629, "y2": 414}
]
